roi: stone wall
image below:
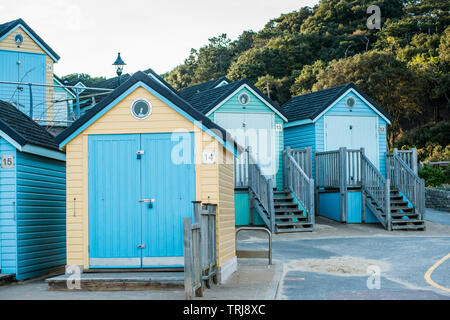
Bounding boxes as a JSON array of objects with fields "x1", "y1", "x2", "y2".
[{"x1": 425, "y1": 187, "x2": 450, "y2": 212}]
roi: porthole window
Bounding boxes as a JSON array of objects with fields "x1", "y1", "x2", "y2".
[
  {"x1": 14, "y1": 33, "x2": 23, "y2": 46},
  {"x1": 346, "y1": 97, "x2": 356, "y2": 108},
  {"x1": 131, "y1": 98, "x2": 152, "y2": 120},
  {"x1": 238, "y1": 93, "x2": 250, "y2": 106}
]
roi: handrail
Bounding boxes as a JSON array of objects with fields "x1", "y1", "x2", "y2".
[
  {"x1": 289, "y1": 147, "x2": 313, "y2": 178},
  {"x1": 247, "y1": 152, "x2": 275, "y2": 231},
  {"x1": 391, "y1": 154, "x2": 425, "y2": 219},
  {"x1": 235, "y1": 227, "x2": 272, "y2": 265},
  {"x1": 361, "y1": 153, "x2": 390, "y2": 229},
  {"x1": 284, "y1": 149, "x2": 315, "y2": 226}
]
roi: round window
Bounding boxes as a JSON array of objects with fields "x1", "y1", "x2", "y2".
[
  {"x1": 14, "y1": 33, "x2": 23, "y2": 46},
  {"x1": 238, "y1": 93, "x2": 250, "y2": 106},
  {"x1": 131, "y1": 99, "x2": 152, "y2": 120},
  {"x1": 346, "y1": 97, "x2": 356, "y2": 108}
]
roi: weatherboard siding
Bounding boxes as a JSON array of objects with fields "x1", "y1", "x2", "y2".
[
  {"x1": 284, "y1": 123, "x2": 316, "y2": 177},
  {"x1": 15, "y1": 152, "x2": 66, "y2": 280},
  {"x1": 65, "y1": 86, "x2": 236, "y2": 268},
  {"x1": 209, "y1": 87, "x2": 285, "y2": 189},
  {"x1": 0, "y1": 138, "x2": 17, "y2": 274}
]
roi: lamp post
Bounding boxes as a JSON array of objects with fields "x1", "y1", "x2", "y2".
[{"x1": 113, "y1": 52, "x2": 126, "y2": 86}]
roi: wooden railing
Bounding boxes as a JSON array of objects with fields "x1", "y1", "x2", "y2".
[
  {"x1": 248, "y1": 153, "x2": 275, "y2": 231},
  {"x1": 386, "y1": 148, "x2": 418, "y2": 175},
  {"x1": 284, "y1": 148, "x2": 314, "y2": 225},
  {"x1": 235, "y1": 148, "x2": 249, "y2": 188},
  {"x1": 315, "y1": 148, "x2": 363, "y2": 189},
  {"x1": 361, "y1": 154, "x2": 390, "y2": 229},
  {"x1": 315, "y1": 150, "x2": 341, "y2": 188},
  {"x1": 387, "y1": 154, "x2": 425, "y2": 220},
  {"x1": 183, "y1": 202, "x2": 217, "y2": 300},
  {"x1": 288, "y1": 147, "x2": 313, "y2": 178}
]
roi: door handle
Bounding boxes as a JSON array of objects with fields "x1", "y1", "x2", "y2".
[{"x1": 139, "y1": 199, "x2": 155, "y2": 208}]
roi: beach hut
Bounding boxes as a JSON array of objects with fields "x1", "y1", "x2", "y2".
[
  {"x1": 283, "y1": 83, "x2": 426, "y2": 230},
  {"x1": 179, "y1": 79, "x2": 299, "y2": 230},
  {"x1": 55, "y1": 71, "x2": 240, "y2": 282},
  {"x1": 0, "y1": 100, "x2": 66, "y2": 280}
]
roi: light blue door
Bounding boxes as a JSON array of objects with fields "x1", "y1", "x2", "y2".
[
  {"x1": 89, "y1": 134, "x2": 142, "y2": 268},
  {"x1": 18, "y1": 52, "x2": 46, "y2": 121},
  {"x1": 141, "y1": 133, "x2": 195, "y2": 267},
  {"x1": 0, "y1": 50, "x2": 19, "y2": 106},
  {"x1": 88, "y1": 133, "x2": 195, "y2": 268}
]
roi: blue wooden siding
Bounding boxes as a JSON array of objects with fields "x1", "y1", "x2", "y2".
[
  {"x1": 15, "y1": 152, "x2": 66, "y2": 280},
  {"x1": 209, "y1": 87, "x2": 285, "y2": 189},
  {"x1": 318, "y1": 192, "x2": 340, "y2": 222},
  {"x1": 0, "y1": 138, "x2": 17, "y2": 274},
  {"x1": 234, "y1": 191, "x2": 264, "y2": 226},
  {"x1": 284, "y1": 123, "x2": 316, "y2": 177}
]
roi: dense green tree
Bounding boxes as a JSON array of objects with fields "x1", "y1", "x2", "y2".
[
  {"x1": 290, "y1": 60, "x2": 326, "y2": 95},
  {"x1": 312, "y1": 51, "x2": 422, "y2": 147},
  {"x1": 61, "y1": 74, "x2": 106, "y2": 87}
]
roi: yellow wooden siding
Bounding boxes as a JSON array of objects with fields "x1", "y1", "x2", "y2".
[
  {"x1": 217, "y1": 146, "x2": 236, "y2": 265},
  {"x1": 0, "y1": 26, "x2": 55, "y2": 121},
  {"x1": 65, "y1": 86, "x2": 236, "y2": 268}
]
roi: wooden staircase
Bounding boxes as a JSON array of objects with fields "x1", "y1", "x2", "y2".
[
  {"x1": 365, "y1": 188, "x2": 426, "y2": 231},
  {"x1": 273, "y1": 190, "x2": 313, "y2": 233}
]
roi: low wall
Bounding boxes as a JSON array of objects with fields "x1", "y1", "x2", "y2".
[{"x1": 425, "y1": 187, "x2": 450, "y2": 212}]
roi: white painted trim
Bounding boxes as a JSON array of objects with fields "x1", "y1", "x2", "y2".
[
  {"x1": 215, "y1": 80, "x2": 229, "y2": 88},
  {"x1": 0, "y1": 129, "x2": 23, "y2": 150},
  {"x1": 283, "y1": 119, "x2": 314, "y2": 128},
  {"x1": 142, "y1": 257, "x2": 184, "y2": 266},
  {"x1": 312, "y1": 88, "x2": 391, "y2": 125},
  {"x1": 205, "y1": 84, "x2": 288, "y2": 122},
  {"x1": 217, "y1": 256, "x2": 237, "y2": 284},
  {"x1": 0, "y1": 24, "x2": 59, "y2": 62},
  {"x1": 22, "y1": 144, "x2": 66, "y2": 161},
  {"x1": 89, "y1": 258, "x2": 141, "y2": 267}
]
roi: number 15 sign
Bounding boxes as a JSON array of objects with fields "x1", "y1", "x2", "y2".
[{"x1": 1, "y1": 155, "x2": 14, "y2": 169}]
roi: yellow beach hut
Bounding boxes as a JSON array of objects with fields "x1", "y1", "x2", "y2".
[{"x1": 55, "y1": 71, "x2": 240, "y2": 283}]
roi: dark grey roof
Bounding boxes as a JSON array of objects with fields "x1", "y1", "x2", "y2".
[
  {"x1": 282, "y1": 83, "x2": 392, "y2": 122},
  {"x1": 0, "y1": 100, "x2": 59, "y2": 150},
  {"x1": 55, "y1": 71, "x2": 242, "y2": 154},
  {"x1": 0, "y1": 19, "x2": 60, "y2": 61},
  {"x1": 182, "y1": 79, "x2": 287, "y2": 119},
  {"x1": 78, "y1": 68, "x2": 177, "y2": 107},
  {"x1": 179, "y1": 77, "x2": 230, "y2": 101}
]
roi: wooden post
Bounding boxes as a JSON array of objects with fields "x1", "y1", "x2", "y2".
[
  {"x1": 248, "y1": 190, "x2": 254, "y2": 225},
  {"x1": 339, "y1": 147, "x2": 348, "y2": 223},
  {"x1": 393, "y1": 148, "x2": 399, "y2": 187},
  {"x1": 314, "y1": 151, "x2": 319, "y2": 217},
  {"x1": 306, "y1": 147, "x2": 313, "y2": 179},
  {"x1": 183, "y1": 218, "x2": 193, "y2": 300},
  {"x1": 386, "y1": 154, "x2": 391, "y2": 180},
  {"x1": 286, "y1": 147, "x2": 292, "y2": 190},
  {"x1": 385, "y1": 179, "x2": 391, "y2": 231},
  {"x1": 412, "y1": 148, "x2": 418, "y2": 175},
  {"x1": 360, "y1": 148, "x2": 366, "y2": 222},
  {"x1": 283, "y1": 150, "x2": 287, "y2": 190},
  {"x1": 267, "y1": 178, "x2": 275, "y2": 232},
  {"x1": 309, "y1": 178, "x2": 315, "y2": 226}
]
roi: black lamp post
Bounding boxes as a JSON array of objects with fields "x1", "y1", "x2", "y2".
[{"x1": 113, "y1": 52, "x2": 126, "y2": 86}]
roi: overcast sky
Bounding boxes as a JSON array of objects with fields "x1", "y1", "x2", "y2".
[{"x1": 2, "y1": 0, "x2": 319, "y2": 78}]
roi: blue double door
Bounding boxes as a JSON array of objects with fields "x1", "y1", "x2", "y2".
[{"x1": 88, "y1": 133, "x2": 195, "y2": 268}]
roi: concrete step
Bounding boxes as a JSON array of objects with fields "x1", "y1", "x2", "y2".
[
  {"x1": 46, "y1": 272, "x2": 184, "y2": 291},
  {"x1": 391, "y1": 223, "x2": 426, "y2": 230}
]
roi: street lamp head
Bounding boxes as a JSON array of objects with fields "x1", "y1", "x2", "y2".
[{"x1": 113, "y1": 52, "x2": 126, "y2": 77}]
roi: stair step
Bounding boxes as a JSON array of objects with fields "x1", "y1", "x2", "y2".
[
  {"x1": 274, "y1": 202, "x2": 298, "y2": 207},
  {"x1": 276, "y1": 221, "x2": 311, "y2": 227},
  {"x1": 276, "y1": 216, "x2": 308, "y2": 222},
  {"x1": 391, "y1": 219, "x2": 424, "y2": 224},
  {"x1": 274, "y1": 190, "x2": 290, "y2": 195},
  {"x1": 275, "y1": 207, "x2": 303, "y2": 213},
  {"x1": 390, "y1": 213, "x2": 419, "y2": 218},
  {"x1": 390, "y1": 200, "x2": 409, "y2": 205},
  {"x1": 390, "y1": 207, "x2": 414, "y2": 212},
  {"x1": 274, "y1": 196, "x2": 294, "y2": 201}
]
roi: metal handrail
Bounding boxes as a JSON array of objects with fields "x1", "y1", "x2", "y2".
[{"x1": 235, "y1": 227, "x2": 272, "y2": 265}]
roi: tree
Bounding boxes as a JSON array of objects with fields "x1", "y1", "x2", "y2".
[
  {"x1": 312, "y1": 51, "x2": 422, "y2": 148},
  {"x1": 290, "y1": 60, "x2": 326, "y2": 95},
  {"x1": 61, "y1": 74, "x2": 106, "y2": 87}
]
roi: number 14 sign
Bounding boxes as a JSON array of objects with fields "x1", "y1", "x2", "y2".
[{"x1": 1, "y1": 155, "x2": 14, "y2": 169}]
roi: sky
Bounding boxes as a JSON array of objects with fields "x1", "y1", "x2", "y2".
[{"x1": 2, "y1": 0, "x2": 319, "y2": 78}]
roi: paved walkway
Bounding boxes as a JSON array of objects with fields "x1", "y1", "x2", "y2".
[{"x1": 426, "y1": 208, "x2": 450, "y2": 226}]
